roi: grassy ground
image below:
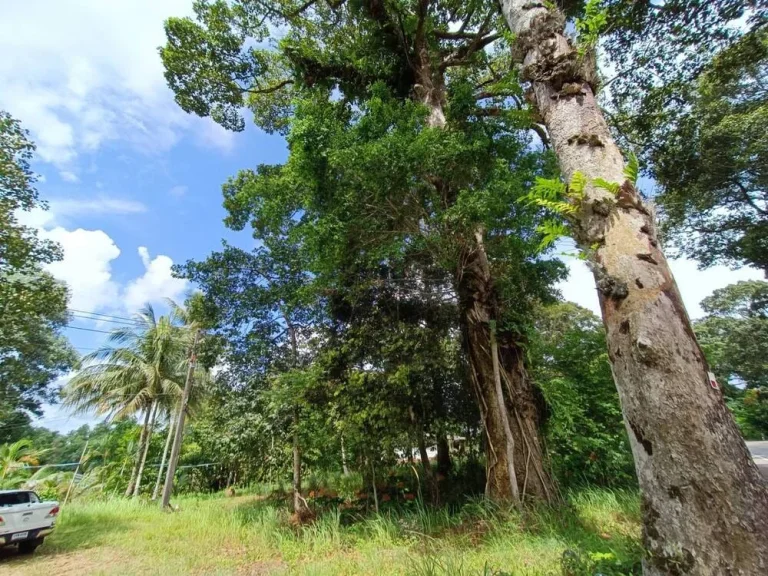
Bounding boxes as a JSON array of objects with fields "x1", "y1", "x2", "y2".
[{"x1": 0, "y1": 488, "x2": 642, "y2": 575}]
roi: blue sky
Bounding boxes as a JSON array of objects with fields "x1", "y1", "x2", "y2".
[{"x1": 2, "y1": 0, "x2": 762, "y2": 433}]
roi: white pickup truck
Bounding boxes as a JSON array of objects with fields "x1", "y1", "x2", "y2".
[{"x1": 0, "y1": 490, "x2": 58, "y2": 554}]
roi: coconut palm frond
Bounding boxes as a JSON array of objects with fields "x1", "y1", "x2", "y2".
[{"x1": 62, "y1": 301, "x2": 209, "y2": 426}]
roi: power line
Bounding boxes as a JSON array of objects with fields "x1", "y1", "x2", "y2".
[
  {"x1": 69, "y1": 313, "x2": 140, "y2": 327},
  {"x1": 0, "y1": 416, "x2": 78, "y2": 432},
  {"x1": 68, "y1": 309, "x2": 140, "y2": 323},
  {"x1": 66, "y1": 325, "x2": 116, "y2": 335}
]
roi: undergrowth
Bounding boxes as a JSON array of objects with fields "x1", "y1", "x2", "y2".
[{"x1": 0, "y1": 484, "x2": 643, "y2": 576}]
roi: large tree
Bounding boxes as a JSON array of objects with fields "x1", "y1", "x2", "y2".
[
  {"x1": 0, "y1": 111, "x2": 77, "y2": 443},
  {"x1": 163, "y1": 0, "x2": 562, "y2": 504},
  {"x1": 695, "y1": 281, "x2": 768, "y2": 441},
  {"x1": 499, "y1": 0, "x2": 768, "y2": 572},
  {"x1": 695, "y1": 280, "x2": 768, "y2": 390}
]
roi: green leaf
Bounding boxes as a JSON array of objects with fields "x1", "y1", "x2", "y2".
[
  {"x1": 567, "y1": 172, "x2": 587, "y2": 200},
  {"x1": 623, "y1": 151, "x2": 639, "y2": 185},
  {"x1": 593, "y1": 178, "x2": 620, "y2": 195},
  {"x1": 536, "y1": 219, "x2": 569, "y2": 252}
]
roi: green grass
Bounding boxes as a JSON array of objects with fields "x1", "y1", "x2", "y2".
[{"x1": 0, "y1": 488, "x2": 642, "y2": 576}]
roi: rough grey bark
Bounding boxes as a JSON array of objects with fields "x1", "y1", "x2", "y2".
[
  {"x1": 286, "y1": 321, "x2": 307, "y2": 517},
  {"x1": 341, "y1": 435, "x2": 350, "y2": 476},
  {"x1": 124, "y1": 406, "x2": 153, "y2": 497},
  {"x1": 500, "y1": 2, "x2": 768, "y2": 573},
  {"x1": 133, "y1": 399, "x2": 159, "y2": 497},
  {"x1": 152, "y1": 414, "x2": 176, "y2": 500},
  {"x1": 369, "y1": 455, "x2": 379, "y2": 514},
  {"x1": 409, "y1": 404, "x2": 438, "y2": 503}
]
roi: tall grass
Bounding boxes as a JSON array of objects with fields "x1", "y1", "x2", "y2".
[{"x1": 0, "y1": 488, "x2": 642, "y2": 576}]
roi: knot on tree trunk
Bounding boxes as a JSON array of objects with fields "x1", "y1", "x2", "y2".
[
  {"x1": 511, "y1": 11, "x2": 565, "y2": 63},
  {"x1": 587, "y1": 261, "x2": 628, "y2": 301},
  {"x1": 512, "y1": 12, "x2": 599, "y2": 92}
]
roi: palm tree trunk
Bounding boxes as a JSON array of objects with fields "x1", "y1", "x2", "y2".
[
  {"x1": 500, "y1": 2, "x2": 768, "y2": 572},
  {"x1": 162, "y1": 331, "x2": 199, "y2": 508},
  {"x1": 133, "y1": 399, "x2": 158, "y2": 497},
  {"x1": 124, "y1": 406, "x2": 153, "y2": 497},
  {"x1": 152, "y1": 413, "x2": 176, "y2": 500}
]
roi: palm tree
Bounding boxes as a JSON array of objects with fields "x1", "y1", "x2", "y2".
[
  {"x1": 0, "y1": 439, "x2": 45, "y2": 489},
  {"x1": 63, "y1": 302, "x2": 196, "y2": 497}
]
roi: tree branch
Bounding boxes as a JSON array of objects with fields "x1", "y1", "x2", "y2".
[
  {"x1": 434, "y1": 30, "x2": 482, "y2": 40},
  {"x1": 245, "y1": 79, "x2": 294, "y2": 95},
  {"x1": 440, "y1": 33, "x2": 501, "y2": 70},
  {"x1": 732, "y1": 179, "x2": 768, "y2": 215}
]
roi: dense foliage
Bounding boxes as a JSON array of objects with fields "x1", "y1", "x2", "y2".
[
  {"x1": 532, "y1": 303, "x2": 635, "y2": 487},
  {"x1": 3, "y1": 7, "x2": 768, "y2": 576},
  {"x1": 695, "y1": 280, "x2": 768, "y2": 439},
  {"x1": 0, "y1": 111, "x2": 77, "y2": 443},
  {"x1": 604, "y1": 1, "x2": 768, "y2": 271}
]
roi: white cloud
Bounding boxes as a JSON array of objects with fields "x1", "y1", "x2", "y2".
[
  {"x1": 0, "y1": 0, "x2": 235, "y2": 172},
  {"x1": 195, "y1": 119, "x2": 236, "y2": 153},
  {"x1": 169, "y1": 185, "x2": 188, "y2": 197},
  {"x1": 21, "y1": 200, "x2": 186, "y2": 315},
  {"x1": 124, "y1": 247, "x2": 189, "y2": 311},
  {"x1": 558, "y1": 253, "x2": 764, "y2": 320},
  {"x1": 52, "y1": 197, "x2": 147, "y2": 218},
  {"x1": 59, "y1": 170, "x2": 80, "y2": 183},
  {"x1": 42, "y1": 227, "x2": 121, "y2": 312},
  {"x1": 17, "y1": 196, "x2": 147, "y2": 229}
]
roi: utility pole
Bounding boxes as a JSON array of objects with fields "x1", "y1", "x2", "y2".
[
  {"x1": 161, "y1": 330, "x2": 199, "y2": 509},
  {"x1": 64, "y1": 438, "x2": 89, "y2": 506}
]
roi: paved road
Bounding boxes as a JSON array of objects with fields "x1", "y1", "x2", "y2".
[{"x1": 747, "y1": 441, "x2": 768, "y2": 479}]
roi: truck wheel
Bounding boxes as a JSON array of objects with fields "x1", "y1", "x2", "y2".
[{"x1": 18, "y1": 538, "x2": 43, "y2": 554}]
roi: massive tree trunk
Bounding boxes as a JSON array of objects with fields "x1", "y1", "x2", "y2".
[
  {"x1": 457, "y1": 229, "x2": 554, "y2": 503},
  {"x1": 413, "y1": 34, "x2": 554, "y2": 504},
  {"x1": 125, "y1": 406, "x2": 153, "y2": 497},
  {"x1": 500, "y1": 2, "x2": 768, "y2": 573}
]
